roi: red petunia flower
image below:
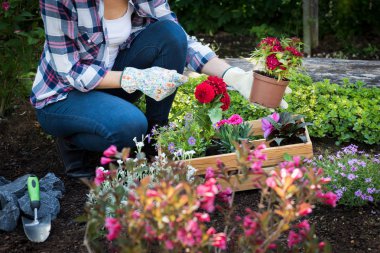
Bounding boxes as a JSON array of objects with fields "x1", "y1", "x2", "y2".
[
  {"x1": 206, "y1": 76, "x2": 227, "y2": 95},
  {"x1": 220, "y1": 92, "x2": 230, "y2": 111},
  {"x1": 266, "y1": 54, "x2": 281, "y2": 70},
  {"x1": 286, "y1": 46, "x2": 302, "y2": 57},
  {"x1": 271, "y1": 45, "x2": 284, "y2": 52},
  {"x1": 195, "y1": 82, "x2": 215, "y2": 104}
]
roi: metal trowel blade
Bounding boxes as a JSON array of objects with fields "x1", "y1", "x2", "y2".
[{"x1": 22, "y1": 214, "x2": 51, "y2": 242}]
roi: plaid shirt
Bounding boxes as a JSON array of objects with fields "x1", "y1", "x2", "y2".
[{"x1": 31, "y1": 0, "x2": 216, "y2": 109}]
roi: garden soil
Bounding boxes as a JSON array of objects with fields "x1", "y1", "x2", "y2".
[{"x1": 0, "y1": 100, "x2": 379, "y2": 253}]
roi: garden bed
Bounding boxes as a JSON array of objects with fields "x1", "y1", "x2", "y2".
[
  {"x1": 183, "y1": 119, "x2": 313, "y2": 191},
  {"x1": 0, "y1": 101, "x2": 379, "y2": 252}
]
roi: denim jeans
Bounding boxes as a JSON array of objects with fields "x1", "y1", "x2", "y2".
[{"x1": 35, "y1": 20, "x2": 187, "y2": 152}]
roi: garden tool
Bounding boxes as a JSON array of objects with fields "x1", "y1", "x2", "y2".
[{"x1": 21, "y1": 176, "x2": 51, "y2": 242}]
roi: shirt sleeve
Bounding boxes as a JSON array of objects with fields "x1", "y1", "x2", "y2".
[
  {"x1": 150, "y1": 0, "x2": 217, "y2": 73},
  {"x1": 40, "y1": 0, "x2": 107, "y2": 92}
]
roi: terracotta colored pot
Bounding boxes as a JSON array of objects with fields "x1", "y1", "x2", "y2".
[{"x1": 249, "y1": 71, "x2": 289, "y2": 108}]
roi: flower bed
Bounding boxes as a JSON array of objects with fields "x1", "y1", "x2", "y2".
[{"x1": 181, "y1": 118, "x2": 313, "y2": 191}]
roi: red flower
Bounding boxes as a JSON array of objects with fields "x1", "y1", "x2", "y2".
[
  {"x1": 266, "y1": 54, "x2": 281, "y2": 70},
  {"x1": 286, "y1": 46, "x2": 302, "y2": 57},
  {"x1": 206, "y1": 76, "x2": 227, "y2": 95},
  {"x1": 259, "y1": 37, "x2": 281, "y2": 47},
  {"x1": 2, "y1": 2, "x2": 10, "y2": 11},
  {"x1": 271, "y1": 45, "x2": 284, "y2": 52},
  {"x1": 220, "y1": 93, "x2": 230, "y2": 111},
  {"x1": 195, "y1": 82, "x2": 215, "y2": 104}
]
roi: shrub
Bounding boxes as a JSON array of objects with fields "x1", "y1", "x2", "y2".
[
  {"x1": 0, "y1": 0, "x2": 43, "y2": 117},
  {"x1": 311, "y1": 144, "x2": 380, "y2": 206},
  {"x1": 85, "y1": 143, "x2": 335, "y2": 252}
]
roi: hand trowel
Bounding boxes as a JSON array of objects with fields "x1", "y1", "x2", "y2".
[{"x1": 22, "y1": 176, "x2": 51, "y2": 242}]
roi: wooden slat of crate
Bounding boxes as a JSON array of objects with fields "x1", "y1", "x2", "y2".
[{"x1": 183, "y1": 119, "x2": 313, "y2": 176}]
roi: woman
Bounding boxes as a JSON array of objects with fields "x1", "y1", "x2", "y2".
[{"x1": 31, "y1": 0, "x2": 260, "y2": 178}]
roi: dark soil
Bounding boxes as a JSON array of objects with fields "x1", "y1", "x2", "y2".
[{"x1": 0, "y1": 100, "x2": 379, "y2": 253}]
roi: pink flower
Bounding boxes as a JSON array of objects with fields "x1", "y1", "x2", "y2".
[
  {"x1": 319, "y1": 242, "x2": 326, "y2": 250},
  {"x1": 288, "y1": 230, "x2": 302, "y2": 248},
  {"x1": 103, "y1": 145, "x2": 118, "y2": 157},
  {"x1": 317, "y1": 191, "x2": 338, "y2": 207},
  {"x1": 250, "y1": 160, "x2": 264, "y2": 174},
  {"x1": 296, "y1": 220, "x2": 311, "y2": 231},
  {"x1": 146, "y1": 189, "x2": 159, "y2": 197},
  {"x1": 165, "y1": 240, "x2": 174, "y2": 250},
  {"x1": 256, "y1": 143, "x2": 266, "y2": 150},
  {"x1": 205, "y1": 167, "x2": 215, "y2": 180},
  {"x1": 266, "y1": 177, "x2": 277, "y2": 188},
  {"x1": 216, "y1": 186, "x2": 233, "y2": 204},
  {"x1": 319, "y1": 177, "x2": 331, "y2": 184},
  {"x1": 215, "y1": 119, "x2": 228, "y2": 129},
  {"x1": 206, "y1": 227, "x2": 216, "y2": 235},
  {"x1": 100, "y1": 157, "x2": 113, "y2": 165},
  {"x1": 196, "y1": 178, "x2": 218, "y2": 212},
  {"x1": 177, "y1": 220, "x2": 203, "y2": 247},
  {"x1": 291, "y1": 169, "x2": 303, "y2": 180},
  {"x1": 243, "y1": 216, "x2": 257, "y2": 236},
  {"x1": 227, "y1": 114, "x2": 243, "y2": 125},
  {"x1": 211, "y1": 233, "x2": 227, "y2": 250},
  {"x1": 297, "y1": 203, "x2": 312, "y2": 216},
  {"x1": 253, "y1": 149, "x2": 267, "y2": 161},
  {"x1": 132, "y1": 210, "x2": 140, "y2": 219},
  {"x1": 261, "y1": 112, "x2": 280, "y2": 139},
  {"x1": 2, "y1": 2, "x2": 10, "y2": 11},
  {"x1": 195, "y1": 212, "x2": 210, "y2": 222},
  {"x1": 105, "y1": 217, "x2": 121, "y2": 241},
  {"x1": 94, "y1": 167, "x2": 111, "y2": 186},
  {"x1": 293, "y1": 156, "x2": 301, "y2": 167}
]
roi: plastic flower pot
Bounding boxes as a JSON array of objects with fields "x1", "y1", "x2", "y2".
[{"x1": 249, "y1": 71, "x2": 289, "y2": 108}]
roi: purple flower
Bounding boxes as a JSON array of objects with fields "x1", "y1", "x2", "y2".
[
  {"x1": 350, "y1": 166, "x2": 358, "y2": 172},
  {"x1": 348, "y1": 159, "x2": 358, "y2": 166},
  {"x1": 366, "y1": 195, "x2": 374, "y2": 202},
  {"x1": 358, "y1": 161, "x2": 366, "y2": 167},
  {"x1": 147, "y1": 134, "x2": 151, "y2": 144},
  {"x1": 354, "y1": 190, "x2": 362, "y2": 197},
  {"x1": 373, "y1": 158, "x2": 380, "y2": 164},
  {"x1": 340, "y1": 172, "x2": 346, "y2": 177},
  {"x1": 2, "y1": 1, "x2": 10, "y2": 11},
  {"x1": 188, "y1": 136, "x2": 196, "y2": 146},
  {"x1": 343, "y1": 144, "x2": 358, "y2": 154},
  {"x1": 365, "y1": 178, "x2": 372, "y2": 183},
  {"x1": 347, "y1": 173, "x2": 356, "y2": 180},
  {"x1": 328, "y1": 155, "x2": 335, "y2": 161},
  {"x1": 168, "y1": 142, "x2": 175, "y2": 153},
  {"x1": 261, "y1": 112, "x2": 280, "y2": 139},
  {"x1": 184, "y1": 112, "x2": 193, "y2": 122},
  {"x1": 341, "y1": 187, "x2": 347, "y2": 192},
  {"x1": 338, "y1": 162, "x2": 346, "y2": 170},
  {"x1": 335, "y1": 189, "x2": 344, "y2": 200},
  {"x1": 318, "y1": 155, "x2": 323, "y2": 161},
  {"x1": 367, "y1": 188, "x2": 376, "y2": 194}
]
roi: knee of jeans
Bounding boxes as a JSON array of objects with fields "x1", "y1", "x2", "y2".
[
  {"x1": 159, "y1": 20, "x2": 188, "y2": 56},
  {"x1": 108, "y1": 117, "x2": 148, "y2": 149}
]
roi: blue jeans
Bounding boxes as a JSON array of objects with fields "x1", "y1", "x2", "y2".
[{"x1": 36, "y1": 20, "x2": 187, "y2": 152}]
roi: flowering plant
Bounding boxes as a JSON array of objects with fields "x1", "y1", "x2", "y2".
[
  {"x1": 194, "y1": 76, "x2": 230, "y2": 129},
  {"x1": 250, "y1": 37, "x2": 303, "y2": 81},
  {"x1": 85, "y1": 142, "x2": 335, "y2": 252},
  {"x1": 214, "y1": 114, "x2": 256, "y2": 153},
  {"x1": 311, "y1": 144, "x2": 380, "y2": 206},
  {"x1": 262, "y1": 112, "x2": 312, "y2": 146}
]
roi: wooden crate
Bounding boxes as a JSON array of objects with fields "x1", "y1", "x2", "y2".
[{"x1": 182, "y1": 119, "x2": 314, "y2": 191}]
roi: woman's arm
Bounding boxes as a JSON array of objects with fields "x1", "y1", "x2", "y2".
[{"x1": 96, "y1": 71, "x2": 122, "y2": 89}]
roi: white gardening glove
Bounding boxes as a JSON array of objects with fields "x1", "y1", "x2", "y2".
[
  {"x1": 222, "y1": 67, "x2": 291, "y2": 109},
  {"x1": 120, "y1": 66, "x2": 188, "y2": 101}
]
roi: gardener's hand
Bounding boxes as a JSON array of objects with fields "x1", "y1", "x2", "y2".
[
  {"x1": 120, "y1": 67, "x2": 188, "y2": 101},
  {"x1": 222, "y1": 67, "x2": 291, "y2": 109}
]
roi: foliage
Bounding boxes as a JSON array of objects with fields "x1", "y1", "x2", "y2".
[
  {"x1": 285, "y1": 73, "x2": 380, "y2": 145},
  {"x1": 262, "y1": 112, "x2": 312, "y2": 146},
  {"x1": 152, "y1": 115, "x2": 214, "y2": 158},
  {"x1": 250, "y1": 37, "x2": 303, "y2": 80},
  {"x1": 0, "y1": 0, "x2": 43, "y2": 117},
  {"x1": 311, "y1": 144, "x2": 380, "y2": 206},
  {"x1": 173, "y1": 73, "x2": 380, "y2": 145},
  {"x1": 85, "y1": 143, "x2": 335, "y2": 252},
  {"x1": 214, "y1": 114, "x2": 255, "y2": 153}
]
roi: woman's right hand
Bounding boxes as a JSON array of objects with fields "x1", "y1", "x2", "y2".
[{"x1": 120, "y1": 66, "x2": 188, "y2": 101}]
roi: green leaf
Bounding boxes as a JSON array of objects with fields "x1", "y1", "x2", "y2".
[
  {"x1": 208, "y1": 107, "x2": 222, "y2": 124},
  {"x1": 283, "y1": 153, "x2": 292, "y2": 161}
]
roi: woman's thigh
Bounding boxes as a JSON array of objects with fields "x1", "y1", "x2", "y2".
[{"x1": 36, "y1": 90, "x2": 148, "y2": 151}]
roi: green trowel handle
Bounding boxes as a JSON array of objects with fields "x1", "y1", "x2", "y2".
[{"x1": 27, "y1": 176, "x2": 40, "y2": 210}]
